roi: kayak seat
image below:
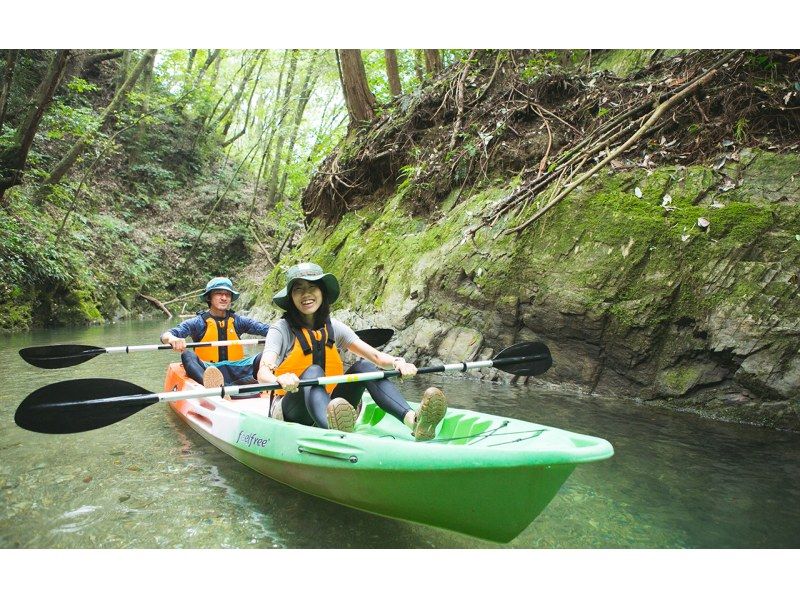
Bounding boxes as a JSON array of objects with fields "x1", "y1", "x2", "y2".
[
  {"x1": 356, "y1": 394, "x2": 496, "y2": 445},
  {"x1": 437, "y1": 414, "x2": 493, "y2": 445}
]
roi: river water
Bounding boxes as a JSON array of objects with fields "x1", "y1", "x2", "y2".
[{"x1": 1, "y1": 319, "x2": 799, "y2": 550}]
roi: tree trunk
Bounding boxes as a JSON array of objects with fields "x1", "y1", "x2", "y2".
[
  {"x1": 338, "y1": 49, "x2": 376, "y2": 126},
  {"x1": 115, "y1": 50, "x2": 131, "y2": 91},
  {"x1": 222, "y1": 52, "x2": 266, "y2": 146},
  {"x1": 187, "y1": 50, "x2": 197, "y2": 73},
  {"x1": 216, "y1": 50, "x2": 262, "y2": 136},
  {"x1": 264, "y1": 50, "x2": 299, "y2": 207},
  {"x1": 0, "y1": 49, "x2": 20, "y2": 132},
  {"x1": 190, "y1": 49, "x2": 220, "y2": 91},
  {"x1": 131, "y1": 51, "x2": 156, "y2": 162},
  {"x1": 424, "y1": 49, "x2": 442, "y2": 75},
  {"x1": 413, "y1": 50, "x2": 425, "y2": 81},
  {"x1": 384, "y1": 49, "x2": 402, "y2": 97},
  {"x1": 81, "y1": 50, "x2": 124, "y2": 71},
  {"x1": 42, "y1": 49, "x2": 157, "y2": 192},
  {"x1": 248, "y1": 51, "x2": 289, "y2": 224},
  {"x1": 0, "y1": 50, "x2": 70, "y2": 200},
  {"x1": 276, "y1": 51, "x2": 322, "y2": 203}
]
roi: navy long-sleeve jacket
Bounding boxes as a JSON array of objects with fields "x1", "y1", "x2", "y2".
[{"x1": 166, "y1": 311, "x2": 270, "y2": 342}]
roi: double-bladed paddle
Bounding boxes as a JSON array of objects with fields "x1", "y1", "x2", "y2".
[
  {"x1": 18, "y1": 328, "x2": 395, "y2": 369},
  {"x1": 15, "y1": 341, "x2": 552, "y2": 434}
]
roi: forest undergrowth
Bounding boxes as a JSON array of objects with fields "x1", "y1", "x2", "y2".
[{"x1": 303, "y1": 50, "x2": 800, "y2": 228}]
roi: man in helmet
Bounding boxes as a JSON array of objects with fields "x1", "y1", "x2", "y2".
[{"x1": 160, "y1": 277, "x2": 269, "y2": 388}]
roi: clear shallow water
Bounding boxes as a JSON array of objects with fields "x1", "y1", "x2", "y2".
[{"x1": 1, "y1": 319, "x2": 799, "y2": 548}]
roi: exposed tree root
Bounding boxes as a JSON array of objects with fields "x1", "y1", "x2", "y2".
[{"x1": 302, "y1": 49, "x2": 800, "y2": 229}]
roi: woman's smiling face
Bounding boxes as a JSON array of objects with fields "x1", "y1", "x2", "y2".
[{"x1": 291, "y1": 279, "x2": 323, "y2": 317}]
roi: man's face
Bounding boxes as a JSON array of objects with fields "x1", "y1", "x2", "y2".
[{"x1": 209, "y1": 290, "x2": 232, "y2": 311}]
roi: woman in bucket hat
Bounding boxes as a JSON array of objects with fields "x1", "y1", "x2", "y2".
[
  {"x1": 161, "y1": 276, "x2": 270, "y2": 388},
  {"x1": 256, "y1": 262, "x2": 447, "y2": 440}
]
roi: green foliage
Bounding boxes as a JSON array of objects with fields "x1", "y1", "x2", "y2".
[
  {"x1": 127, "y1": 161, "x2": 179, "y2": 193},
  {"x1": 397, "y1": 164, "x2": 421, "y2": 195},
  {"x1": 66, "y1": 77, "x2": 98, "y2": 94},
  {"x1": 734, "y1": 117, "x2": 749, "y2": 143},
  {"x1": 748, "y1": 53, "x2": 778, "y2": 73},
  {"x1": 0, "y1": 217, "x2": 71, "y2": 289},
  {"x1": 520, "y1": 51, "x2": 563, "y2": 83},
  {"x1": 41, "y1": 101, "x2": 100, "y2": 140}
]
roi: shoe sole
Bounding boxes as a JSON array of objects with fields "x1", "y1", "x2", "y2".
[
  {"x1": 414, "y1": 388, "x2": 447, "y2": 441},
  {"x1": 203, "y1": 366, "x2": 225, "y2": 389},
  {"x1": 327, "y1": 399, "x2": 355, "y2": 433}
]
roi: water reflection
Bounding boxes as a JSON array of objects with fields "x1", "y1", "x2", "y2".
[{"x1": 1, "y1": 319, "x2": 798, "y2": 548}]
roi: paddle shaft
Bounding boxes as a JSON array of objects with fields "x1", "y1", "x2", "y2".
[
  {"x1": 102, "y1": 339, "x2": 263, "y2": 354},
  {"x1": 20, "y1": 329, "x2": 394, "y2": 369},
  {"x1": 15, "y1": 341, "x2": 550, "y2": 434},
  {"x1": 140, "y1": 351, "x2": 551, "y2": 403}
]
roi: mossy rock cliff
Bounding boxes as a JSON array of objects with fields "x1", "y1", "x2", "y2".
[
  {"x1": 244, "y1": 148, "x2": 799, "y2": 430},
  {"x1": 241, "y1": 50, "x2": 799, "y2": 430}
]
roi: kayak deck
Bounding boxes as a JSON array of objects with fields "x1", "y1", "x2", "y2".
[{"x1": 165, "y1": 363, "x2": 613, "y2": 542}]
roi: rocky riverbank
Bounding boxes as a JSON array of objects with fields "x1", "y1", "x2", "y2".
[
  {"x1": 241, "y1": 148, "x2": 799, "y2": 430},
  {"x1": 240, "y1": 50, "x2": 800, "y2": 430}
]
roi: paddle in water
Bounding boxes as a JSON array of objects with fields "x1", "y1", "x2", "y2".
[
  {"x1": 15, "y1": 341, "x2": 552, "y2": 434},
  {"x1": 18, "y1": 328, "x2": 395, "y2": 369}
]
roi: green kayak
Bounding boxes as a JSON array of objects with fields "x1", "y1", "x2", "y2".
[{"x1": 165, "y1": 363, "x2": 613, "y2": 543}]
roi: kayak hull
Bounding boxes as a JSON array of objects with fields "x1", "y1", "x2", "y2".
[{"x1": 165, "y1": 363, "x2": 612, "y2": 543}]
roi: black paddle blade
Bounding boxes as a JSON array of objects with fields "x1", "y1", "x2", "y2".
[
  {"x1": 492, "y1": 342, "x2": 553, "y2": 376},
  {"x1": 19, "y1": 344, "x2": 104, "y2": 369},
  {"x1": 15, "y1": 378, "x2": 156, "y2": 434},
  {"x1": 354, "y1": 328, "x2": 394, "y2": 348}
]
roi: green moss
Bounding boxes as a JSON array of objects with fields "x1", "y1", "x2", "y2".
[
  {"x1": 0, "y1": 287, "x2": 34, "y2": 331},
  {"x1": 707, "y1": 202, "x2": 774, "y2": 244},
  {"x1": 260, "y1": 151, "x2": 797, "y2": 376},
  {"x1": 657, "y1": 364, "x2": 707, "y2": 396},
  {"x1": 591, "y1": 50, "x2": 686, "y2": 76}
]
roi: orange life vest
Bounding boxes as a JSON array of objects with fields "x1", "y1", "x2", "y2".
[
  {"x1": 194, "y1": 313, "x2": 244, "y2": 362},
  {"x1": 273, "y1": 319, "x2": 344, "y2": 395}
]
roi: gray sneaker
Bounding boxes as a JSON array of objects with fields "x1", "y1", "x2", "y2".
[
  {"x1": 326, "y1": 398, "x2": 356, "y2": 433},
  {"x1": 414, "y1": 387, "x2": 447, "y2": 441}
]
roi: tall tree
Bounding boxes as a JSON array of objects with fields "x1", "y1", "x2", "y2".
[
  {"x1": 115, "y1": 50, "x2": 131, "y2": 91},
  {"x1": 337, "y1": 49, "x2": 376, "y2": 126},
  {"x1": 264, "y1": 50, "x2": 299, "y2": 206},
  {"x1": 41, "y1": 49, "x2": 157, "y2": 192},
  {"x1": 222, "y1": 52, "x2": 267, "y2": 146},
  {"x1": 248, "y1": 50, "x2": 289, "y2": 223},
  {"x1": 131, "y1": 50, "x2": 156, "y2": 162},
  {"x1": 413, "y1": 50, "x2": 425, "y2": 81},
  {"x1": 80, "y1": 50, "x2": 124, "y2": 71},
  {"x1": 189, "y1": 49, "x2": 220, "y2": 92},
  {"x1": 186, "y1": 49, "x2": 197, "y2": 74},
  {"x1": 424, "y1": 49, "x2": 443, "y2": 75},
  {"x1": 384, "y1": 50, "x2": 402, "y2": 97},
  {"x1": 0, "y1": 50, "x2": 71, "y2": 200},
  {"x1": 217, "y1": 50, "x2": 263, "y2": 138},
  {"x1": 276, "y1": 51, "x2": 323, "y2": 203},
  {"x1": 0, "y1": 50, "x2": 20, "y2": 132}
]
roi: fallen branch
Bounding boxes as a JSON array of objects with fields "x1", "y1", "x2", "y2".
[
  {"x1": 449, "y1": 50, "x2": 476, "y2": 151},
  {"x1": 162, "y1": 288, "x2": 205, "y2": 306},
  {"x1": 249, "y1": 222, "x2": 276, "y2": 267},
  {"x1": 504, "y1": 65, "x2": 724, "y2": 235},
  {"x1": 531, "y1": 105, "x2": 553, "y2": 176},
  {"x1": 138, "y1": 293, "x2": 173, "y2": 318}
]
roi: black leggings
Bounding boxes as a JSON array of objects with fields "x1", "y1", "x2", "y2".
[{"x1": 280, "y1": 360, "x2": 413, "y2": 428}]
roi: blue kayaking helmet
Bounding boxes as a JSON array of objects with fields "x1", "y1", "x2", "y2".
[{"x1": 201, "y1": 277, "x2": 240, "y2": 302}]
